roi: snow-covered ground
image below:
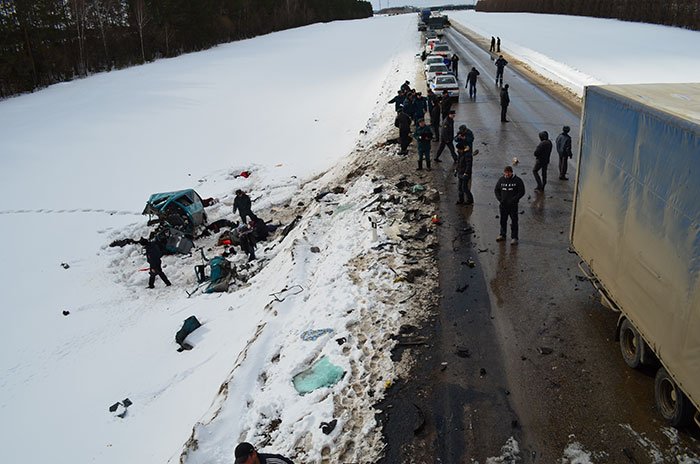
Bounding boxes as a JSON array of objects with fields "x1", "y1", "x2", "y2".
[
  {"x1": 2, "y1": 9, "x2": 700, "y2": 464},
  {"x1": 449, "y1": 10, "x2": 700, "y2": 97},
  {"x1": 0, "y1": 14, "x2": 421, "y2": 464}
]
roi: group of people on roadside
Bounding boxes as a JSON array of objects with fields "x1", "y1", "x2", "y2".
[{"x1": 391, "y1": 42, "x2": 575, "y2": 247}]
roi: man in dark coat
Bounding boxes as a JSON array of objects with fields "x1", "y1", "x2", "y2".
[
  {"x1": 533, "y1": 130, "x2": 553, "y2": 192},
  {"x1": 466, "y1": 67, "x2": 480, "y2": 99},
  {"x1": 556, "y1": 125, "x2": 573, "y2": 180},
  {"x1": 440, "y1": 90, "x2": 452, "y2": 121},
  {"x1": 500, "y1": 84, "x2": 510, "y2": 122},
  {"x1": 495, "y1": 55, "x2": 508, "y2": 86},
  {"x1": 451, "y1": 54, "x2": 460, "y2": 77},
  {"x1": 394, "y1": 107, "x2": 412, "y2": 156},
  {"x1": 234, "y1": 442, "x2": 294, "y2": 464},
  {"x1": 496, "y1": 36, "x2": 501, "y2": 52},
  {"x1": 435, "y1": 110, "x2": 457, "y2": 162},
  {"x1": 454, "y1": 127, "x2": 474, "y2": 205},
  {"x1": 233, "y1": 190, "x2": 258, "y2": 224},
  {"x1": 430, "y1": 98, "x2": 442, "y2": 143},
  {"x1": 427, "y1": 88, "x2": 438, "y2": 114},
  {"x1": 413, "y1": 118, "x2": 433, "y2": 171},
  {"x1": 141, "y1": 238, "x2": 171, "y2": 288},
  {"x1": 414, "y1": 92, "x2": 428, "y2": 122},
  {"x1": 494, "y1": 166, "x2": 525, "y2": 245},
  {"x1": 490, "y1": 36, "x2": 496, "y2": 52},
  {"x1": 401, "y1": 80, "x2": 411, "y2": 93},
  {"x1": 388, "y1": 90, "x2": 405, "y2": 113},
  {"x1": 403, "y1": 92, "x2": 416, "y2": 123}
]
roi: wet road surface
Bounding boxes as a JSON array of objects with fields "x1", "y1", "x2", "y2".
[{"x1": 379, "y1": 27, "x2": 700, "y2": 463}]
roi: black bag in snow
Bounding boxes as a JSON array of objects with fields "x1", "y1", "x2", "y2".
[{"x1": 175, "y1": 316, "x2": 201, "y2": 348}]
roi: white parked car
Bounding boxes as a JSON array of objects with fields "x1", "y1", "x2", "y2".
[
  {"x1": 432, "y1": 43, "x2": 451, "y2": 57},
  {"x1": 424, "y1": 55, "x2": 445, "y2": 71},
  {"x1": 425, "y1": 38, "x2": 440, "y2": 53},
  {"x1": 430, "y1": 74, "x2": 460, "y2": 100},
  {"x1": 425, "y1": 63, "x2": 451, "y2": 82}
]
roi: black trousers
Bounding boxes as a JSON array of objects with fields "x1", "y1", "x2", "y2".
[
  {"x1": 239, "y1": 210, "x2": 258, "y2": 225},
  {"x1": 436, "y1": 140, "x2": 456, "y2": 160},
  {"x1": 496, "y1": 69, "x2": 504, "y2": 84},
  {"x1": 500, "y1": 105, "x2": 508, "y2": 122},
  {"x1": 399, "y1": 130, "x2": 410, "y2": 154},
  {"x1": 431, "y1": 123, "x2": 440, "y2": 142},
  {"x1": 499, "y1": 203, "x2": 519, "y2": 239},
  {"x1": 533, "y1": 159, "x2": 548, "y2": 190},
  {"x1": 559, "y1": 154, "x2": 569, "y2": 178},
  {"x1": 149, "y1": 264, "x2": 171, "y2": 287},
  {"x1": 468, "y1": 82, "x2": 477, "y2": 98},
  {"x1": 458, "y1": 175, "x2": 473, "y2": 203}
]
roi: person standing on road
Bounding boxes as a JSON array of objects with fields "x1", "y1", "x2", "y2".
[
  {"x1": 495, "y1": 55, "x2": 508, "y2": 86},
  {"x1": 454, "y1": 126, "x2": 475, "y2": 205},
  {"x1": 466, "y1": 67, "x2": 480, "y2": 99},
  {"x1": 435, "y1": 110, "x2": 457, "y2": 162},
  {"x1": 413, "y1": 118, "x2": 433, "y2": 171},
  {"x1": 440, "y1": 90, "x2": 453, "y2": 121},
  {"x1": 495, "y1": 166, "x2": 525, "y2": 245},
  {"x1": 451, "y1": 54, "x2": 460, "y2": 77},
  {"x1": 556, "y1": 125, "x2": 573, "y2": 180},
  {"x1": 430, "y1": 97, "x2": 442, "y2": 142},
  {"x1": 427, "y1": 88, "x2": 438, "y2": 114},
  {"x1": 233, "y1": 442, "x2": 294, "y2": 464},
  {"x1": 141, "y1": 238, "x2": 171, "y2": 289},
  {"x1": 496, "y1": 36, "x2": 501, "y2": 52},
  {"x1": 490, "y1": 36, "x2": 496, "y2": 52},
  {"x1": 500, "y1": 84, "x2": 510, "y2": 122},
  {"x1": 533, "y1": 131, "x2": 553, "y2": 192},
  {"x1": 233, "y1": 189, "x2": 259, "y2": 224},
  {"x1": 394, "y1": 106, "x2": 412, "y2": 156}
]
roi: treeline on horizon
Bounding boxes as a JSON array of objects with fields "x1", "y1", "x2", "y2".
[
  {"x1": 476, "y1": 0, "x2": 699, "y2": 30},
  {"x1": 0, "y1": 0, "x2": 373, "y2": 98}
]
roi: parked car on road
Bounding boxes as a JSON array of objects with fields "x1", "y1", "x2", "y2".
[
  {"x1": 424, "y1": 55, "x2": 445, "y2": 70},
  {"x1": 432, "y1": 43, "x2": 451, "y2": 57},
  {"x1": 425, "y1": 38, "x2": 440, "y2": 53},
  {"x1": 426, "y1": 63, "x2": 451, "y2": 82},
  {"x1": 429, "y1": 74, "x2": 460, "y2": 99}
]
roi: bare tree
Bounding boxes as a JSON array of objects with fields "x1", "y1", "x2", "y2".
[
  {"x1": 90, "y1": 0, "x2": 114, "y2": 64},
  {"x1": 133, "y1": 0, "x2": 149, "y2": 62},
  {"x1": 69, "y1": 0, "x2": 89, "y2": 75}
]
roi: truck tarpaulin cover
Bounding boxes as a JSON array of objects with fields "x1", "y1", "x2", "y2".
[{"x1": 571, "y1": 83, "x2": 700, "y2": 410}]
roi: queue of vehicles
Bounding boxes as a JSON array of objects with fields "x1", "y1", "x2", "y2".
[{"x1": 422, "y1": 32, "x2": 459, "y2": 100}]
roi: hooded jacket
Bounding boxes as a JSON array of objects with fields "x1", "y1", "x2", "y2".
[
  {"x1": 534, "y1": 131, "x2": 553, "y2": 163},
  {"x1": 556, "y1": 131, "x2": 573, "y2": 158}
]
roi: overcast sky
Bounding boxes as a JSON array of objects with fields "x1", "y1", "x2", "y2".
[{"x1": 371, "y1": 0, "x2": 476, "y2": 10}]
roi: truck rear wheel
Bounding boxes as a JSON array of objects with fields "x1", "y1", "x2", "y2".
[
  {"x1": 654, "y1": 367, "x2": 694, "y2": 427},
  {"x1": 619, "y1": 319, "x2": 642, "y2": 368}
]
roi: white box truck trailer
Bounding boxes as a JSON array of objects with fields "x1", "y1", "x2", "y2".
[{"x1": 571, "y1": 83, "x2": 700, "y2": 427}]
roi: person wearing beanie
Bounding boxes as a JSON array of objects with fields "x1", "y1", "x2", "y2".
[{"x1": 533, "y1": 130, "x2": 553, "y2": 192}]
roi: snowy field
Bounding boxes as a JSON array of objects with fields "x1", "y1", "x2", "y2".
[
  {"x1": 450, "y1": 10, "x2": 700, "y2": 96},
  {"x1": 2, "y1": 8, "x2": 700, "y2": 464},
  {"x1": 0, "y1": 14, "x2": 420, "y2": 464}
]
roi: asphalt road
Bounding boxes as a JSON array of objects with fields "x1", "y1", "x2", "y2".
[{"x1": 379, "y1": 28, "x2": 700, "y2": 464}]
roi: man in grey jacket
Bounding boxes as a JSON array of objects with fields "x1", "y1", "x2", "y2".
[{"x1": 556, "y1": 125, "x2": 573, "y2": 180}]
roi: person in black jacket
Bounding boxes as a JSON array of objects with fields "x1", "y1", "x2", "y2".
[
  {"x1": 451, "y1": 54, "x2": 460, "y2": 77},
  {"x1": 388, "y1": 90, "x2": 405, "y2": 113},
  {"x1": 495, "y1": 55, "x2": 507, "y2": 86},
  {"x1": 533, "y1": 130, "x2": 553, "y2": 192},
  {"x1": 141, "y1": 238, "x2": 171, "y2": 288},
  {"x1": 440, "y1": 90, "x2": 453, "y2": 121},
  {"x1": 430, "y1": 97, "x2": 442, "y2": 143},
  {"x1": 435, "y1": 110, "x2": 457, "y2": 162},
  {"x1": 454, "y1": 129, "x2": 474, "y2": 205},
  {"x1": 233, "y1": 190, "x2": 258, "y2": 224},
  {"x1": 490, "y1": 36, "x2": 496, "y2": 52},
  {"x1": 556, "y1": 125, "x2": 573, "y2": 180},
  {"x1": 466, "y1": 67, "x2": 480, "y2": 99},
  {"x1": 394, "y1": 107, "x2": 412, "y2": 156},
  {"x1": 500, "y1": 84, "x2": 510, "y2": 122},
  {"x1": 494, "y1": 166, "x2": 525, "y2": 244},
  {"x1": 234, "y1": 442, "x2": 294, "y2": 464}
]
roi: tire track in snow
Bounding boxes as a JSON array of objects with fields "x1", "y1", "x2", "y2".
[{"x1": 0, "y1": 208, "x2": 141, "y2": 216}]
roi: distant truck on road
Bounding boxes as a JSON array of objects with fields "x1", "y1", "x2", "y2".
[{"x1": 570, "y1": 83, "x2": 700, "y2": 427}]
